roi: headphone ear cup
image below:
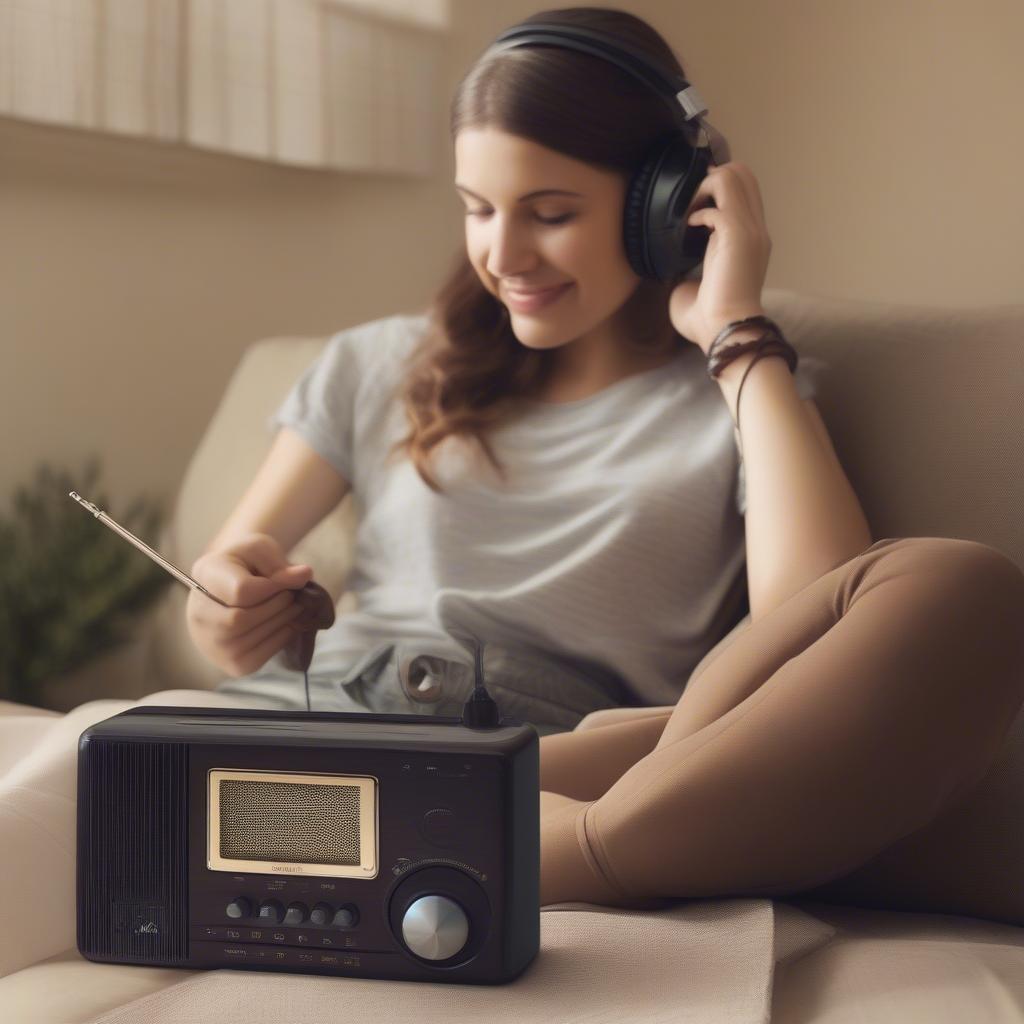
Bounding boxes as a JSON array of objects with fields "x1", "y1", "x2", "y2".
[
  {"x1": 623, "y1": 152, "x2": 661, "y2": 279},
  {"x1": 624, "y1": 134, "x2": 709, "y2": 283}
]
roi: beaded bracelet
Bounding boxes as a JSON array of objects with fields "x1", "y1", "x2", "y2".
[
  {"x1": 706, "y1": 314, "x2": 782, "y2": 365},
  {"x1": 707, "y1": 315, "x2": 792, "y2": 371},
  {"x1": 704, "y1": 316, "x2": 800, "y2": 447},
  {"x1": 707, "y1": 327, "x2": 797, "y2": 379}
]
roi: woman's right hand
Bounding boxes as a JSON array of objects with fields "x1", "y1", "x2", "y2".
[{"x1": 186, "y1": 532, "x2": 316, "y2": 677}]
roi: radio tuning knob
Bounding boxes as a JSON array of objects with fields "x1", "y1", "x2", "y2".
[
  {"x1": 257, "y1": 899, "x2": 284, "y2": 924},
  {"x1": 284, "y1": 902, "x2": 308, "y2": 926},
  {"x1": 225, "y1": 897, "x2": 252, "y2": 920},
  {"x1": 401, "y1": 895, "x2": 469, "y2": 961}
]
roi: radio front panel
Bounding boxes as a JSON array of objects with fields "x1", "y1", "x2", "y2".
[{"x1": 188, "y1": 743, "x2": 503, "y2": 978}]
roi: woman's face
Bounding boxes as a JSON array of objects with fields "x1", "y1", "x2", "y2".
[{"x1": 454, "y1": 127, "x2": 643, "y2": 356}]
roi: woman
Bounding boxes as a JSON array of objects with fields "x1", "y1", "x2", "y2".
[{"x1": 186, "y1": 5, "x2": 1024, "y2": 923}]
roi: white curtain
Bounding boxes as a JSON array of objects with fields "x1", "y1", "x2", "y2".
[{"x1": 0, "y1": 0, "x2": 451, "y2": 175}]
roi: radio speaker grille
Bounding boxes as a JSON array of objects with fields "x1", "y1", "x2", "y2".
[
  {"x1": 219, "y1": 779, "x2": 360, "y2": 864},
  {"x1": 79, "y1": 740, "x2": 189, "y2": 962}
]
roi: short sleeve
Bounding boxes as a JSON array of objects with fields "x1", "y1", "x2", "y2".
[
  {"x1": 734, "y1": 354, "x2": 828, "y2": 517},
  {"x1": 265, "y1": 326, "x2": 366, "y2": 485}
]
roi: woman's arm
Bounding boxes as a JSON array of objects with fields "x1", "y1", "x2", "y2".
[
  {"x1": 716, "y1": 342, "x2": 872, "y2": 624},
  {"x1": 668, "y1": 159, "x2": 871, "y2": 621},
  {"x1": 201, "y1": 426, "x2": 352, "y2": 560}
]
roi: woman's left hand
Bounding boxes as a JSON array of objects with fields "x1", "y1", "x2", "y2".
[{"x1": 668, "y1": 160, "x2": 773, "y2": 355}]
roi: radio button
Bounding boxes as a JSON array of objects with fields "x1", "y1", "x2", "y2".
[
  {"x1": 284, "y1": 902, "x2": 308, "y2": 926},
  {"x1": 257, "y1": 899, "x2": 285, "y2": 924},
  {"x1": 310, "y1": 902, "x2": 333, "y2": 926},
  {"x1": 225, "y1": 897, "x2": 252, "y2": 920},
  {"x1": 333, "y1": 906, "x2": 359, "y2": 929}
]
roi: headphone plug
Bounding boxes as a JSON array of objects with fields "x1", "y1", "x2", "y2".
[{"x1": 452, "y1": 629, "x2": 503, "y2": 729}]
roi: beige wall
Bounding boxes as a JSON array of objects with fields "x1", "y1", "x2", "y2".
[{"x1": 2, "y1": 0, "x2": 1021, "y2": 516}]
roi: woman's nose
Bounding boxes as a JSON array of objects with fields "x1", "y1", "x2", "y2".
[{"x1": 485, "y1": 218, "x2": 537, "y2": 278}]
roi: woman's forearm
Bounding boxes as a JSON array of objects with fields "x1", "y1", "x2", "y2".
[{"x1": 714, "y1": 339, "x2": 872, "y2": 622}]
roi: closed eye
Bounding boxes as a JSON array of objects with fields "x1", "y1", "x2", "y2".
[{"x1": 465, "y1": 210, "x2": 575, "y2": 226}]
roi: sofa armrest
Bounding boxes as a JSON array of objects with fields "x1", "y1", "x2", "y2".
[
  {"x1": 146, "y1": 335, "x2": 362, "y2": 697},
  {"x1": 55, "y1": 334, "x2": 361, "y2": 708}
]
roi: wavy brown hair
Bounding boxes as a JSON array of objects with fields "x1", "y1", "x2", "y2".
[{"x1": 389, "y1": 6, "x2": 700, "y2": 493}]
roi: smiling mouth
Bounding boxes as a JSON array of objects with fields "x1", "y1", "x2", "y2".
[
  {"x1": 503, "y1": 283, "x2": 573, "y2": 311},
  {"x1": 505, "y1": 282, "x2": 570, "y2": 294}
]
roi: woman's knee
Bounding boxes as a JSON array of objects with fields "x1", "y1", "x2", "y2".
[
  {"x1": 913, "y1": 536, "x2": 1024, "y2": 641},
  {"x1": 858, "y1": 537, "x2": 1024, "y2": 710},
  {"x1": 874, "y1": 536, "x2": 1024, "y2": 611},
  {"x1": 903, "y1": 538, "x2": 1024, "y2": 716}
]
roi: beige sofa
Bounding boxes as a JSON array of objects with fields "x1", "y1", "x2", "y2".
[{"x1": 2, "y1": 287, "x2": 1024, "y2": 1022}]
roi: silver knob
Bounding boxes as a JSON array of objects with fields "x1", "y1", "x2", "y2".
[{"x1": 400, "y1": 894, "x2": 469, "y2": 961}]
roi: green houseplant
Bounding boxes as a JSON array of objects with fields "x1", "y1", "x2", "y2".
[{"x1": 0, "y1": 457, "x2": 172, "y2": 708}]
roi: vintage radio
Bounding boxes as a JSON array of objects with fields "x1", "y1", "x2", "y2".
[{"x1": 76, "y1": 702, "x2": 539, "y2": 984}]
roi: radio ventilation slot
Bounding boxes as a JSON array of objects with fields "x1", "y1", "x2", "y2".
[{"x1": 78, "y1": 740, "x2": 189, "y2": 962}]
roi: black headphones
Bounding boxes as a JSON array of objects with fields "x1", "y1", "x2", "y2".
[{"x1": 484, "y1": 22, "x2": 732, "y2": 284}]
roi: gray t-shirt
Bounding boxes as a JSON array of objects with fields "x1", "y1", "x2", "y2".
[{"x1": 265, "y1": 311, "x2": 822, "y2": 708}]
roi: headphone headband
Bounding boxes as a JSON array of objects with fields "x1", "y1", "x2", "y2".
[{"x1": 485, "y1": 23, "x2": 710, "y2": 131}]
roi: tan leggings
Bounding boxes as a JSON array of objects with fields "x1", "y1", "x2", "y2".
[{"x1": 538, "y1": 537, "x2": 1024, "y2": 927}]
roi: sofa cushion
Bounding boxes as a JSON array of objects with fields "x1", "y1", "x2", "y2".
[
  {"x1": 761, "y1": 289, "x2": 1024, "y2": 571},
  {"x1": 5, "y1": 899, "x2": 1023, "y2": 1023},
  {"x1": 0, "y1": 902, "x2": 838, "y2": 1024}
]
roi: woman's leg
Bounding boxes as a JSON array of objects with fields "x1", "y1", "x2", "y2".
[
  {"x1": 537, "y1": 617, "x2": 755, "y2": 800},
  {"x1": 539, "y1": 710, "x2": 672, "y2": 801},
  {"x1": 540, "y1": 537, "x2": 1024, "y2": 926},
  {"x1": 790, "y1": 689, "x2": 1024, "y2": 926}
]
